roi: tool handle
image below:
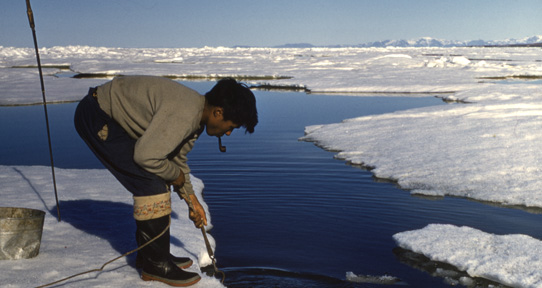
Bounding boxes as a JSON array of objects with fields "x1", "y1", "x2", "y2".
[{"x1": 175, "y1": 186, "x2": 214, "y2": 257}]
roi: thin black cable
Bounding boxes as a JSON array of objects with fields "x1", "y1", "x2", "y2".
[{"x1": 25, "y1": 0, "x2": 61, "y2": 222}]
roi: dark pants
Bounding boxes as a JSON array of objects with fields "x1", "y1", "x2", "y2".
[{"x1": 74, "y1": 88, "x2": 167, "y2": 196}]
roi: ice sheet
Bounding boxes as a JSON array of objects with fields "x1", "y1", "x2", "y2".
[
  {"x1": 2, "y1": 45, "x2": 542, "y2": 286},
  {"x1": 394, "y1": 224, "x2": 542, "y2": 288},
  {"x1": 0, "y1": 166, "x2": 224, "y2": 288}
]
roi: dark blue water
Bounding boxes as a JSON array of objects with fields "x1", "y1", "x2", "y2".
[{"x1": 2, "y1": 83, "x2": 541, "y2": 287}]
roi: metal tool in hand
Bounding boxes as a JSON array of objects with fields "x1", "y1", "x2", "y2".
[{"x1": 176, "y1": 186, "x2": 225, "y2": 283}]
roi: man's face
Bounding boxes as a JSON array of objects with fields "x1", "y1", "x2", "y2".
[
  {"x1": 206, "y1": 119, "x2": 239, "y2": 137},
  {"x1": 205, "y1": 107, "x2": 240, "y2": 137}
]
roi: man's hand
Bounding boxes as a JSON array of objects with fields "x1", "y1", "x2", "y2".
[
  {"x1": 170, "y1": 170, "x2": 185, "y2": 189},
  {"x1": 187, "y1": 194, "x2": 207, "y2": 228}
]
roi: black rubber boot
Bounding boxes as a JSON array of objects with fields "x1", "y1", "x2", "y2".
[
  {"x1": 135, "y1": 233, "x2": 193, "y2": 269},
  {"x1": 136, "y1": 251, "x2": 193, "y2": 269},
  {"x1": 136, "y1": 215, "x2": 201, "y2": 287}
]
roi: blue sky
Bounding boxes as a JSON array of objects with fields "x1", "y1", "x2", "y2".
[{"x1": 2, "y1": 0, "x2": 542, "y2": 48}]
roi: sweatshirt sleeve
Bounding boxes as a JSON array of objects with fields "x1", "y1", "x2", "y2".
[
  {"x1": 171, "y1": 132, "x2": 201, "y2": 196},
  {"x1": 132, "y1": 92, "x2": 203, "y2": 185}
]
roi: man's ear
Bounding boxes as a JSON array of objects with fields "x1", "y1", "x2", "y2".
[{"x1": 213, "y1": 107, "x2": 224, "y2": 120}]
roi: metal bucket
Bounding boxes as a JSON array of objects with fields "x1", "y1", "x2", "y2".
[{"x1": 0, "y1": 207, "x2": 45, "y2": 260}]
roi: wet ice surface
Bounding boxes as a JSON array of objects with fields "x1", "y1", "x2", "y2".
[
  {"x1": 2, "y1": 45, "x2": 542, "y2": 287},
  {"x1": 394, "y1": 224, "x2": 542, "y2": 287},
  {"x1": 0, "y1": 165, "x2": 224, "y2": 288}
]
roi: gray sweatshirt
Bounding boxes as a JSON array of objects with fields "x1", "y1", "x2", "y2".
[{"x1": 96, "y1": 75, "x2": 205, "y2": 195}]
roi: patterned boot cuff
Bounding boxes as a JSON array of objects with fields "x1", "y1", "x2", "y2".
[{"x1": 133, "y1": 192, "x2": 172, "y2": 220}]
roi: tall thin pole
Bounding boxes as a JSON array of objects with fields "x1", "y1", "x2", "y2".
[{"x1": 25, "y1": 0, "x2": 61, "y2": 222}]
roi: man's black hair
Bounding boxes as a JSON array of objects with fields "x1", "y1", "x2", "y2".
[{"x1": 205, "y1": 78, "x2": 258, "y2": 133}]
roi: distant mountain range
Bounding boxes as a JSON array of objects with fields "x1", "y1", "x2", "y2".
[{"x1": 264, "y1": 35, "x2": 542, "y2": 48}]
